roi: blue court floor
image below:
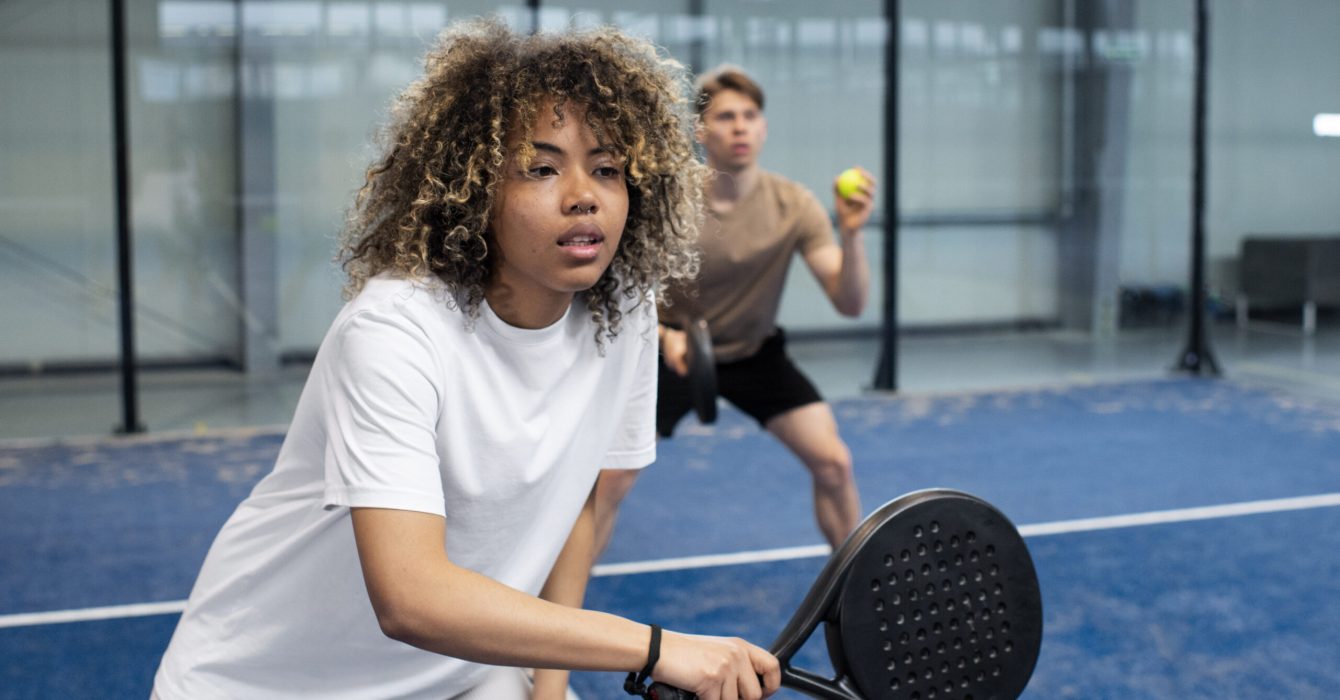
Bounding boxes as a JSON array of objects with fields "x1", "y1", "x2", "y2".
[{"x1": 3, "y1": 377, "x2": 1339, "y2": 698}]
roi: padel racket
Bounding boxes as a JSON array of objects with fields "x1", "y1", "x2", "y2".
[
  {"x1": 643, "y1": 489, "x2": 1042, "y2": 699},
  {"x1": 684, "y1": 318, "x2": 718, "y2": 425}
]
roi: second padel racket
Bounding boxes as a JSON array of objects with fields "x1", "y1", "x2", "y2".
[{"x1": 684, "y1": 318, "x2": 718, "y2": 425}]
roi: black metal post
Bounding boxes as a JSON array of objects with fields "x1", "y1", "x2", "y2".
[
  {"x1": 1174, "y1": 0, "x2": 1221, "y2": 376},
  {"x1": 687, "y1": 0, "x2": 705, "y2": 75},
  {"x1": 527, "y1": 0, "x2": 540, "y2": 34},
  {"x1": 872, "y1": 0, "x2": 900, "y2": 391},
  {"x1": 110, "y1": 0, "x2": 144, "y2": 433}
]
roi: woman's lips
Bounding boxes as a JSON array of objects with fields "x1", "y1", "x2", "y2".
[{"x1": 558, "y1": 225, "x2": 605, "y2": 260}]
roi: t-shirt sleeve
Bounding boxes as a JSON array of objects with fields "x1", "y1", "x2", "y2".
[
  {"x1": 795, "y1": 186, "x2": 837, "y2": 256},
  {"x1": 321, "y1": 309, "x2": 446, "y2": 516},
  {"x1": 601, "y1": 295, "x2": 658, "y2": 470}
]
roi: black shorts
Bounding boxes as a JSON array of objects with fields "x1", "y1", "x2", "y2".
[{"x1": 657, "y1": 329, "x2": 823, "y2": 437}]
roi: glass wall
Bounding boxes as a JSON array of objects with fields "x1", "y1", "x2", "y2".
[
  {"x1": 1205, "y1": 0, "x2": 1340, "y2": 392},
  {"x1": 3, "y1": 0, "x2": 1338, "y2": 439},
  {"x1": 0, "y1": 2, "x2": 120, "y2": 370}
]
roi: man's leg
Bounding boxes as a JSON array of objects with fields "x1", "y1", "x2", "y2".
[
  {"x1": 593, "y1": 468, "x2": 642, "y2": 558},
  {"x1": 764, "y1": 402, "x2": 860, "y2": 548}
]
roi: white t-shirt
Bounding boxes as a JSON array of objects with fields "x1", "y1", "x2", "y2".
[{"x1": 154, "y1": 275, "x2": 658, "y2": 699}]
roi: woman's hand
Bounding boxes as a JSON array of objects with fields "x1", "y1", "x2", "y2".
[{"x1": 652, "y1": 631, "x2": 781, "y2": 700}]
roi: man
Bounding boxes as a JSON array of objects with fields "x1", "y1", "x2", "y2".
[{"x1": 594, "y1": 64, "x2": 875, "y2": 555}]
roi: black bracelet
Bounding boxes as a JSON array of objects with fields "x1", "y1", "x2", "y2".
[{"x1": 623, "y1": 624, "x2": 662, "y2": 697}]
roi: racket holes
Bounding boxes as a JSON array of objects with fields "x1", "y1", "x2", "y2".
[
  {"x1": 945, "y1": 681, "x2": 955, "y2": 694},
  {"x1": 906, "y1": 670, "x2": 917, "y2": 683},
  {"x1": 985, "y1": 544, "x2": 996, "y2": 557},
  {"x1": 954, "y1": 554, "x2": 965, "y2": 567},
  {"x1": 942, "y1": 580, "x2": 953, "y2": 594},
  {"x1": 937, "y1": 560, "x2": 948, "y2": 573},
  {"x1": 921, "y1": 648, "x2": 932, "y2": 661},
  {"x1": 901, "y1": 549, "x2": 912, "y2": 562},
  {"x1": 883, "y1": 639, "x2": 893, "y2": 651},
  {"x1": 875, "y1": 599, "x2": 885, "y2": 612},
  {"x1": 921, "y1": 563, "x2": 932, "y2": 577},
  {"x1": 934, "y1": 540, "x2": 944, "y2": 552},
  {"x1": 993, "y1": 583, "x2": 1004, "y2": 596},
  {"x1": 927, "y1": 688, "x2": 936, "y2": 699},
  {"x1": 933, "y1": 622, "x2": 943, "y2": 635},
  {"x1": 1005, "y1": 641, "x2": 1014, "y2": 653},
  {"x1": 921, "y1": 664, "x2": 933, "y2": 676},
  {"x1": 889, "y1": 677, "x2": 899, "y2": 689},
  {"x1": 984, "y1": 628, "x2": 994, "y2": 640},
  {"x1": 913, "y1": 609, "x2": 923, "y2": 622},
  {"x1": 969, "y1": 550, "x2": 980, "y2": 563},
  {"x1": 966, "y1": 531, "x2": 977, "y2": 543},
  {"x1": 916, "y1": 628, "x2": 927, "y2": 641},
  {"x1": 930, "y1": 520, "x2": 940, "y2": 533},
  {"x1": 939, "y1": 661, "x2": 950, "y2": 675},
  {"x1": 936, "y1": 641, "x2": 947, "y2": 655},
  {"x1": 879, "y1": 619, "x2": 889, "y2": 632},
  {"x1": 1000, "y1": 621, "x2": 1011, "y2": 634},
  {"x1": 925, "y1": 583, "x2": 936, "y2": 597},
  {"x1": 965, "y1": 610, "x2": 975, "y2": 623},
  {"x1": 956, "y1": 655, "x2": 967, "y2": 668},
  {"x1": 974, "y1": 570, "x2": 984, "y2": 582},
  {"x1": 972, "y1": 651, "x2": 982, "y2": 664},
  {"x1": 929, "y1": 603, "x2": 940, "y2": 616},
  {"x1": 975, "y1": 670, "x2": 986, "y2": 682},
  {"x1": 993, "y1": 665, "x2": 1002, "y2": 677},
  {"x1": 905, "y1": 569, "x2": 916, "y2": 582},
  {"x1": 990, "y1": 564, "x2": 1000, "y2": 577},
  {"x1": 981, "y1": 608, "x2": 992, "y2": 621},
  {"x1": 950, "y1": 535, "x2": 960, "y2": 548},
  {"x1": 913, "y1": 525, "x2": 924, "y2": 538},
  {"x1": 997, "y1": 602, "x2": 1008, "y2": 615},
  {"x1": 958, "y1": 574, "x2": 968, "y2": 586},
  {"x1": 970, "y1": 633, "x2": 980, "y2": 647},
  {"x1": 896, "y1": 613, "x2": 906, "y2": 625},
  {"x1": 977, "y1": 589, "x2": 988, "y2": 602},
  {"x1": 887, "y1": 573, "x2": 899, "y2": 587},
  {"x1": 900, "y1": 632, "x2": 911, "y2": 645},
  {"x1": 949, "y1": 619, "x2": 960, "y2": 631},
  {"x1": 871, "y1": 579, "x2": 881, "y2": 592},
  {"x1": 909, "y1": 590, "x2": 920, "y2": 602},
  {"x1": 885, "y1": 554, "x2": 895, "y2": 567},
  {"x1": 917, "y1": 543, "x2": 928, "y2": 557},
  {"x1": 892, "y1": 593, "x2": 902, "y2": 605},
  {"x1": 904, "y1": 652, "x2": 914, "y2": 665}
]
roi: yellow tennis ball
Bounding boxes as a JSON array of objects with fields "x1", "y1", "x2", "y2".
[{"x1": 836, "y1": 168, "x2": 866, "y2": 199}]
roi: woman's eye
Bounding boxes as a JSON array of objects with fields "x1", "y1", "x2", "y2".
[
  {"x1": 528, "y1": 165, "x2": 557, "y2": 177},
  {"x1": 595, "y1": 166, "x2": 622, "y2": 178}
]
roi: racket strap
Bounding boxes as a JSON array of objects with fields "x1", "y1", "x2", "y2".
[{"x1": 623, "y1": 623, "x2": 662, "y2": 698}]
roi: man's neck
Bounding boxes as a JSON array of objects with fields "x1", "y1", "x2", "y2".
[{"x1": 707, "y1": 162, "x2": 760, "y2": 213}]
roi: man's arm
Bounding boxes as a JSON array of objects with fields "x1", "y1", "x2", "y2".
[
  {"x1": 804, "y1": 169, "x2": 876, "y2": 317},
  {"x1": 531, "y1": 486, "x2": 599, "y2": 699}
]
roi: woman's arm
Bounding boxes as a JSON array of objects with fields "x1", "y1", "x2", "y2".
[
  {"x1": 350, "y1": 506, "x2": 781, "y2": 700},
  {"x1": 531, "y1": 487, "x2": 599, "y2": 699}
]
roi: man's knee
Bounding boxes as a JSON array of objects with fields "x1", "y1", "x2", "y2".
[{"x1": 806, "y1": 442, "x2": 853, "y2": 491}]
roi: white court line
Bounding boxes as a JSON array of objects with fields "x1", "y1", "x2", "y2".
[{"x1": 4, "y1": 492, "x2": 1340, "y2": 630}]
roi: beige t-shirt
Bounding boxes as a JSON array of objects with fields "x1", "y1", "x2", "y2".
[{"x1": 664, "y1": 170, "x2": 834, "y2": 362}]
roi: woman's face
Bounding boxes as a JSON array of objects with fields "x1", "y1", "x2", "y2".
[{"x1": 486, "y1": 102, "x2": 629, "y2": 328}]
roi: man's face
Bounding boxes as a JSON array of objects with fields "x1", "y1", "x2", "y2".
[
  {"x1": 697, "y1": 88, "x2": 767, "y2": 171},
  {"x1": 487, "y1": 102, "x2": 629, "y2": 311}
]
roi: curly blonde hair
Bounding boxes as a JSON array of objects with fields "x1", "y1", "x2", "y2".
[{"x1": 339, "y1": 18, "x2": 704, "y2": 344}]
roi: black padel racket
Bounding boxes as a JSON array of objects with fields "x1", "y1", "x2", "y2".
[
  {"x1": 641, "y1": 489, "x2": 1043, "y2": 699},
  {"x1": 684, "y1": 318, "x2": 718, "y2": 425}
]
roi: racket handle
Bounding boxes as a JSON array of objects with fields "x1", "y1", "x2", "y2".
[{"x1": 647, "y1": 681, "x2": 696, "y2": 700}]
